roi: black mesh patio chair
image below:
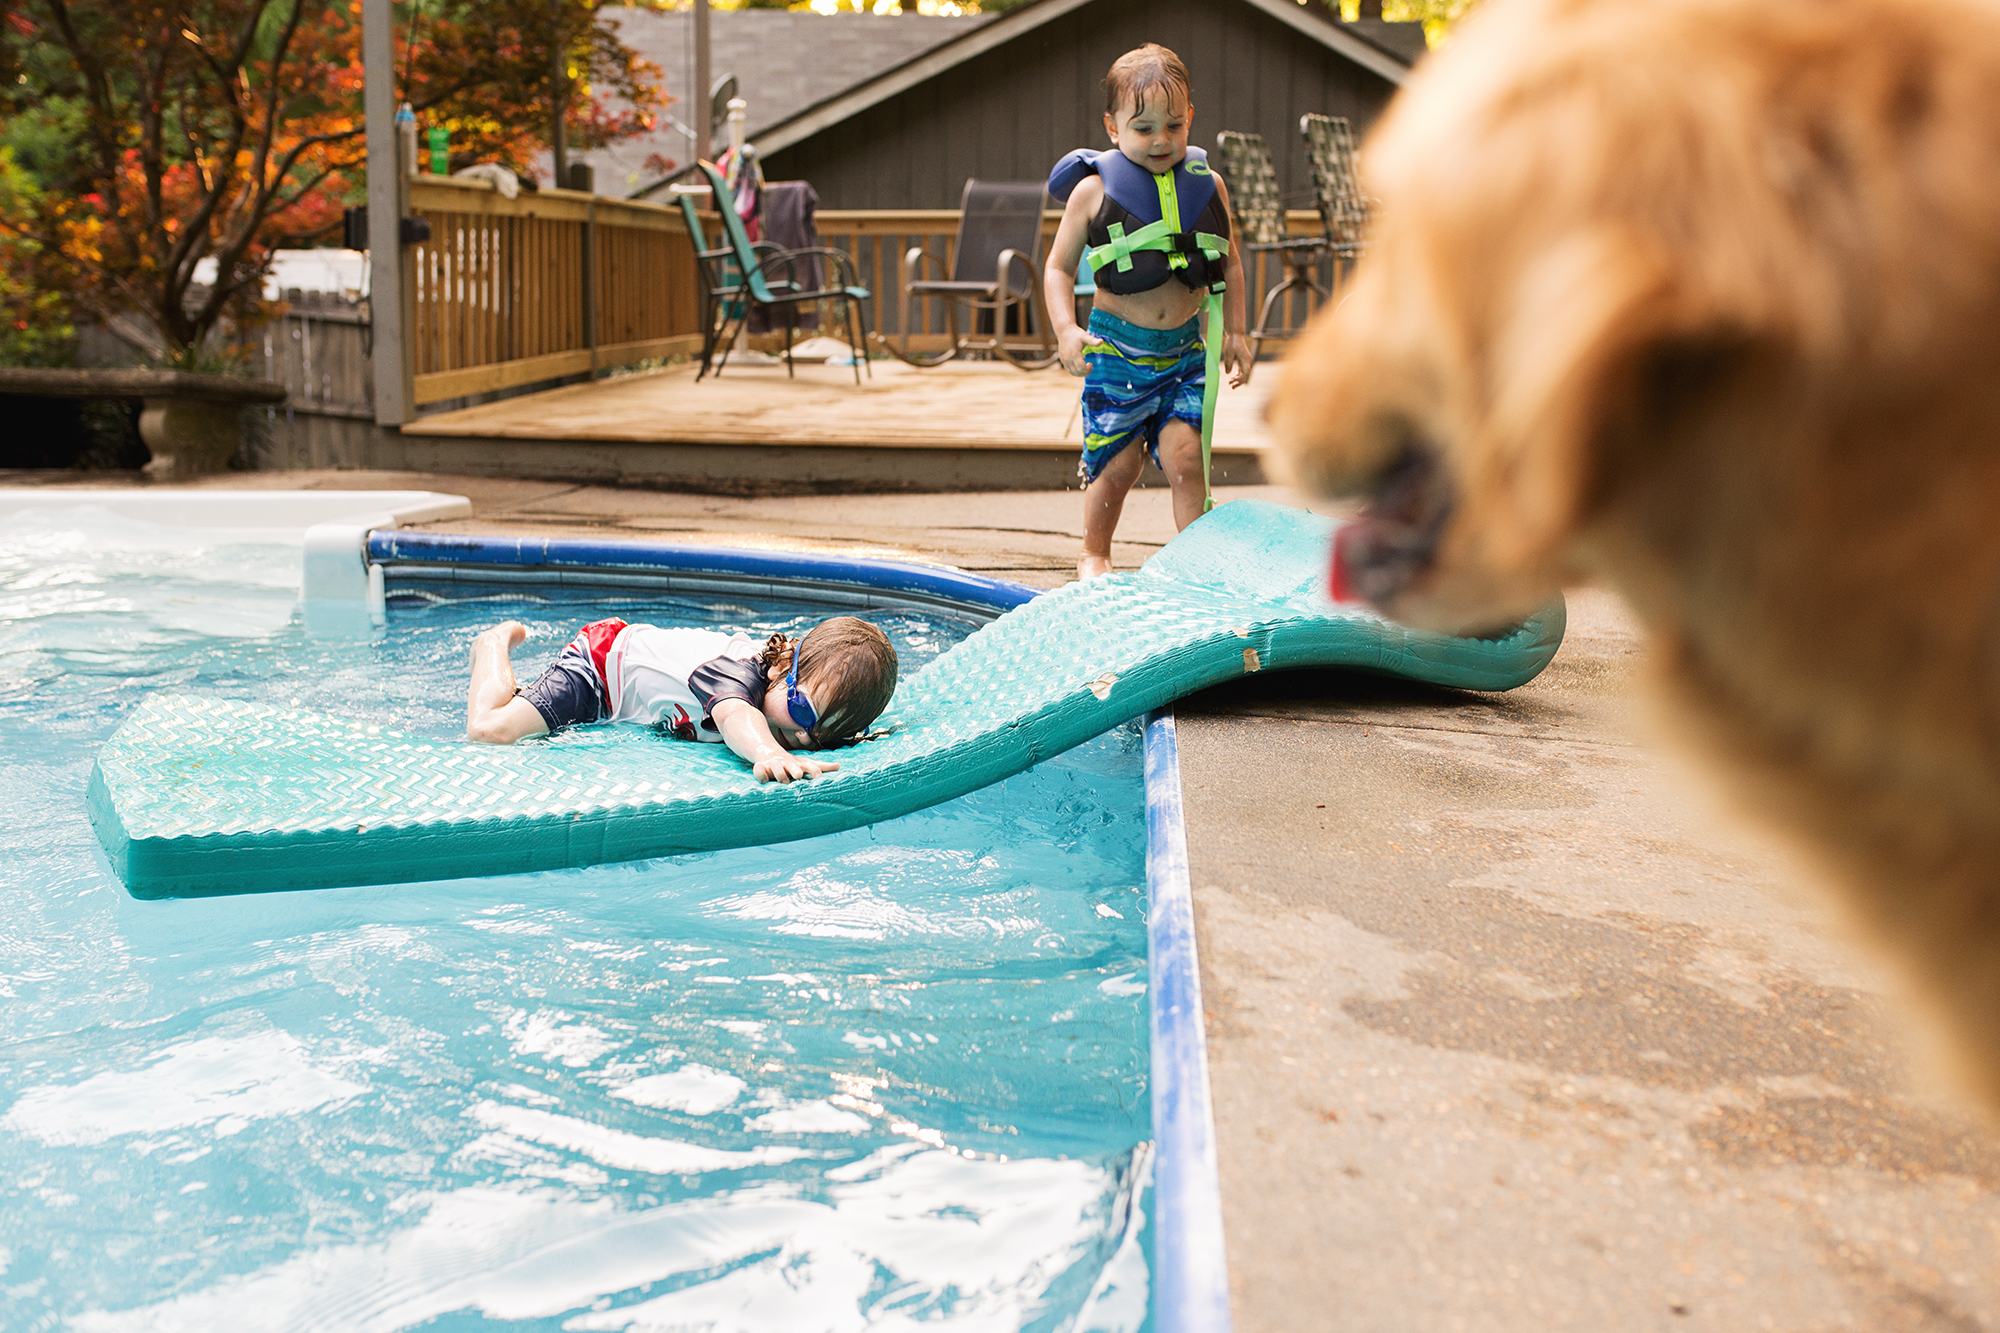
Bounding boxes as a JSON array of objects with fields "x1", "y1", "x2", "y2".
[
  {"x1": 888, "y1": 179, "x2": 1056, "y2": 370},
  {"x1": 671, "y1": 161, "x2": 872, "y2": 383},
  {"x1": 1216, "y1": 130, "x2": 1330, "y2": 365},
  {"x1": 1300, "y1": 113, "x2": 1371, "y2": 270}
]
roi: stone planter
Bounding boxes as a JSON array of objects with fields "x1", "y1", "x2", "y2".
[{"x1": 0, "y1": 367, "x2": 288, "y2": 476}]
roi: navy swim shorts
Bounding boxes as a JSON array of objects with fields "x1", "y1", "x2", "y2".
[{"x1": 518, "y1": 631, "x2": 614, "y2": 733}]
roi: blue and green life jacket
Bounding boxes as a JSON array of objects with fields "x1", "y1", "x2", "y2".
[
  {"x1": 1047, "y1": 146, "x2": 1233, "y2": 295},
  {"x1": 1048, "y1": 146, "x2": 1233, "y2": 511}
]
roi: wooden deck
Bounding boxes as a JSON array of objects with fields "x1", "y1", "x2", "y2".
[{"x1": 393, "y1": 357, "x2": 1279, "y2": 493}]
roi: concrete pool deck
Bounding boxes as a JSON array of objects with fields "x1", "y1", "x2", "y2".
[{"x1": 8, "y1": 468, "x2": 1996, "y2": 1329}]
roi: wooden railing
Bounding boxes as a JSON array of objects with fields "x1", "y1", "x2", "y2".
[
  {"x1": 398, "y1": 187, "x2": 1342, "y2": 406},
  {"x1": 406, "y1": 176, "x2": 704, "y2": 405},
  {"x1": 815, "y1": 208, "x2": 1341, "y2": 352}
]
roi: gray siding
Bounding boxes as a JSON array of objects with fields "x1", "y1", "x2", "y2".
[{"x1": 761, "y1": 0, "x2": 1404, "y2": 209}]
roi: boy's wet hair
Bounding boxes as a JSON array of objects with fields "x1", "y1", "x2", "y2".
[
  {"x1": 1104, "y1": 44, "x2": 1191, "y2": 119},
  {"x1": 758, "y1": 616, "x2": 899, "y2": 747}
]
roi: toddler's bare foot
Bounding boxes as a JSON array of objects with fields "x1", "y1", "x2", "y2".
[{"x1": 1077, "y1": 554, "x2": 1113, "y2": 580}]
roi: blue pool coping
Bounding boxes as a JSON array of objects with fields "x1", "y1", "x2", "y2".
[
  {"x1": 367, "y1": 530, "x2": 1041, "y2": 620},
  {"x1": 362, "y1": 531, "x2": 1235, "y2": 1330},
  {"x1": 1144, "y1": 712, "x2": 1234, "y2": 1333}
]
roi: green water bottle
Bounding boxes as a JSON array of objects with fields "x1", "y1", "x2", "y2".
[{"x1": 427, "y1": 125, "x2": 448, "y2": 176}]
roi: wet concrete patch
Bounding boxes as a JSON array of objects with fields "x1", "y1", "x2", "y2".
[
  {"x1": 1337, "y1": 888, "x2": 1900, "y2": 1096},
  {"x1": 1693, "y1": 1096, "x2": 2000, "y2": 1184}
]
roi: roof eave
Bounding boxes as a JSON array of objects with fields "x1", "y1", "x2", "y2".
[{"x1": 750, "y1": 0, "x2": 1408, "y2": 159}]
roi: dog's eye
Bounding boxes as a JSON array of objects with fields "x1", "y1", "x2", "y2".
[
  {"x1": 1365, "y1": 436, "x2": 1448, "y2": 522},
  {"x1": 1632, "y1": 336, "x2": 1751, "y2": 442},
  {"x1": 1364, "y1": 416, "x2": 1440, "y2": 484}
]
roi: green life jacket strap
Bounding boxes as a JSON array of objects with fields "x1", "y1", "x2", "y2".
[
  {"x1": 1199, "y1": 285, "x2": 1224, "y2": 514},
  {"x1": 1085, "y1": 223, "x2": 1231, "y2": 275}
]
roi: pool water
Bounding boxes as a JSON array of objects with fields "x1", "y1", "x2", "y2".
[{"x1": 0, "y1": 508, "x2": 1154, "y2": 1332}]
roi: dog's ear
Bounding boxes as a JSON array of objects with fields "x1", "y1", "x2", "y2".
[{"x1": 1465, "y1": 225, "x2": 1725, "y2": 575}]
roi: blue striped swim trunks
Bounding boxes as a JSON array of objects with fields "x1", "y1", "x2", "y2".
[{"x1": 1078, "y1": 308, "x2": 1205, "y2": 483}]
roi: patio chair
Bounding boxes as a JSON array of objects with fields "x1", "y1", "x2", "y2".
[
  {"x1": 672, "y1": 160, "x2": 872, "y2": 383},
  {"x1": 1215, "y1": 130, "x2": 1329, "y2": 363},
  {"x1": 670, "y1": 183, "x2": 777, "y2": 379},
  {"x1": 888, "y1": 179, "x2": 1057, "y2": 370},
  {"x1": 1299, "y1": 113, "x2": 1371, "y2": 270}
]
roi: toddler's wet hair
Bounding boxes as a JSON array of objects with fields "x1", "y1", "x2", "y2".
[
  {"x1": 1104, "y1": 43, "x2": 1190, "y2": 118},
  {"x1": 759, "y1": 617, "x2": 898, "y2": 746}
]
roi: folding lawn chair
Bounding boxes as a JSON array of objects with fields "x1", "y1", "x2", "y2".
[
  {"x1": 1216, "y1": 130, "x2": 1330, "y2": 364},
  {"x1": 671, "y1": 161, "x2": 873, "y2": 383},
  {"x1": 1299, "y1": 113, "x2": 1371, "y2": 274},
  {"x1": 889, "y1": 179, "x2": 1057, "y2": 370}
]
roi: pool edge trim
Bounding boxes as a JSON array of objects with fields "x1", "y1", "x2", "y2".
[
  {"x1": 367, "y1": 530, "x2": 1042, "y2": 621},
  {"x1": 1144, "y1": 710, "x2": 1234, "y2": 1333}
]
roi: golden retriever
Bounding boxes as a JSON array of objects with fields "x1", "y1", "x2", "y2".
[{"x1": 1270, "y1": 0, "x2": 2000, "y2": 1108}]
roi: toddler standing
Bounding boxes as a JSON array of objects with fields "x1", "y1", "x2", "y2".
[{"x1": 1043, "y1": 44, "x2": 1251, "y2": 579}]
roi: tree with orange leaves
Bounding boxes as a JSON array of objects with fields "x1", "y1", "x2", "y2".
[
  {"x1": 1, "y1": 1, "x2": 667, "y2": 361},
  {"x1": 401, "y1": 0, "x2": 668, "y2": 180}
]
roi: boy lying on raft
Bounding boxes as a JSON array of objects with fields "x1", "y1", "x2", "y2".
[{"x1": 465, "y1": 616, "x2": 899, "y2": 783}]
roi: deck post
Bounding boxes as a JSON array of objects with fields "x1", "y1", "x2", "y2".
[
  {"x1": 362, "y1": 0, "x2": 411, "y2": 427},
  {"x1": 693, "y1": 0, "x2": 712, "y2": 166},
  {"x1": 583, "y1": 196, "x2": 598, "y2": 377}
]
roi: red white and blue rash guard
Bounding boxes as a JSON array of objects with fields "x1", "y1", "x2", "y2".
[{"x1": 523, "y1": 617, "x2": 770, "y2": 740}]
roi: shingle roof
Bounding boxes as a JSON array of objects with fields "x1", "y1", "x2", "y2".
[{"x1": 555, "y1": 10, "x2": 993, "y2": 196}]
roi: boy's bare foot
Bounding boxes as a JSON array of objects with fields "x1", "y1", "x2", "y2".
[
  {"x1": 1078, "y1": 554, "x2": 1114, "y2": 580},
  {"x1": 470, "y1": 621, "x2": 528, "y2": 661}
]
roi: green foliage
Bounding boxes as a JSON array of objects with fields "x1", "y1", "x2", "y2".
[
  {"x1": 0, "y1": 148, "x2": 77, "y2": 368},
  {"x1": 155, "y1": 340, "x2": 254, "y2": 376},
  {"x1": 1333, "y1": 0, "x2": 1476, "y2": 43},
  {"x1": 0, "y1": 280, "x2": 78, "y2": 368}
]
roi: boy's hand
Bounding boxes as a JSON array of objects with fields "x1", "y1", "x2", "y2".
[
  {"x1": 1058, "y1": 325, "x2": 1103, "y2": 378},
  {"x1": 752, "y1": 749, "x2": 841, "y2": 784},
  {"x1": 1222, "y1": 333, "x2": 1253, "y2": 388}
]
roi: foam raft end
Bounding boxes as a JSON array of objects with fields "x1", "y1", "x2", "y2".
[{"x1": 88, "y1": 500, "x2": 1565, "y2": 899}]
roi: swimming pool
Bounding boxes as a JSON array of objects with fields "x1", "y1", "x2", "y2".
[{"x1": 0, "y1": 507, "x2": 1157, "y2": 1331}]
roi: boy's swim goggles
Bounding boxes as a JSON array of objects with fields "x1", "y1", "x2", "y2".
[{"x1": 784, "y1": 629, "x2": 819, "y2": 735}]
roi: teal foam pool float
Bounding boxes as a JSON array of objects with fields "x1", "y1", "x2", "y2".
[{"x1": 88, "y1": 500, "x2": 1565, "y2": 898}]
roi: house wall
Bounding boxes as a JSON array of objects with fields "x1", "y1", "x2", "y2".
[{"x1": 760, "y1": 0, "x2": 1404, "y2": 210}]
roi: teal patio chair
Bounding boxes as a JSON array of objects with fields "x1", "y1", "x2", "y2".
[
  {"x1": 670, "y1": 182, "x2": 780, "y2": 379},
  {"x1": 676, "y1": 161, "x2": 873, "y2": 383}
]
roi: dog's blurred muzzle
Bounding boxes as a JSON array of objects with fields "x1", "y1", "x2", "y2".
[{"x1": 1329, "y1": 443, "x2": 1455, "y2": 607}]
